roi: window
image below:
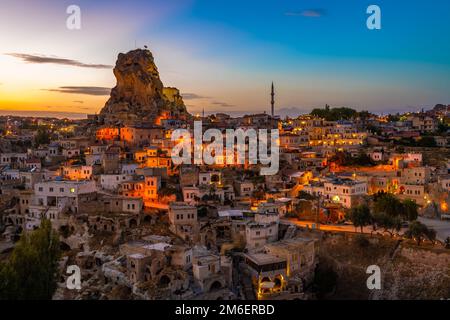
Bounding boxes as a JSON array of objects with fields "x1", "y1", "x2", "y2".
[{"x1": 60, "y1": 188, "x2": 64, "y2": 192}]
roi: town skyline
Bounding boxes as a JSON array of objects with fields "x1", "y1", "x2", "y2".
[
  {"x1": 1, "y1": 31, "x2": 449, "y2": 302},
  {"x1": 1, "y1": 0, "x2": 449, "y2": 117}
]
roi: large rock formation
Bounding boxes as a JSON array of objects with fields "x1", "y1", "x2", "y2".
[{"x1": 100, "y1": 49, "x2": 190, "y2": 124}]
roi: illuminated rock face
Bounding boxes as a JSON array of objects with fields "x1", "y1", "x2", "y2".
[{"x1": 100, "y1": 49, "x2": 189, "y2": 124}]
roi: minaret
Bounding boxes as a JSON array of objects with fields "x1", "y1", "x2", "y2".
[{"x1": 271, "y1": 82, "x2": 275, "y2": 116}]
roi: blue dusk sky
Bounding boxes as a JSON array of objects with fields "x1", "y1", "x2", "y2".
[{"x1": 0, "y1": 0, "x2": 449, "y2": 117}]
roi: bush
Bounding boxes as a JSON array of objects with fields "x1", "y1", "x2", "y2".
[{"x1": 354, "y1": 234, "x2": 370, "y2": 248}]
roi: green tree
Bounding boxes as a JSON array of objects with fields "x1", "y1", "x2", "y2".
[
  {"x1": 295, "y1": 200, "x2": 313, "y2": 219},
  {"x1": 373, "y1": 193, "x2": 403, "y2": 218},
  {"x1": 357, "y1": 110, "x2": 371, "y2": 122},
  {"x1": 437, "y1": 122, "x2": 449, "y2": 134},
  {"x1": 197, "y1": 206, "x2": 208, "y2": 217},
  {"x1": 34, "y1": 128, "x2": 51, "y2": 147},
  {"x1": 387, "y1": 114, "x2": 400, "y2": 122},
  {"x1": 417, "y1": 136, "x2": 436, "y2": 148},
  {"x1": 366, "y1": 125, "x2": 382, "y2": 136},
  {"x1": 329, "y1": 151, "x2": 374, "y2": 167},
  {"x1": 310, "y1": 106, "x2": 357, "y2": 121},
  {"x1": 0, "y1": 219, "x2": 60, "y2": 299},
  {"x1": 159, "y1": 186, "x2": 177, "y2": 197},
  {"x1": 372, "y1": 212, "x2": 402, "y2": 236},
  {"x1": 346, "y1": 204, "x2": 371, "y2": 232},
  {"x1": 405, "y1": 221, "x2": 436, "y2": 246},
  {"x1": 402, "y1": 199, "x2": 419, "y2": 221},
  {"x1": 297, "y1": 191, "x2": 315, "y2": 200}
]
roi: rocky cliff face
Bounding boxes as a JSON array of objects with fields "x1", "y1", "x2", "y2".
[
  {"x1": 100, "y1": 49, "x2": 189, "y2": 124},
  {"x1": 316, "y1": 233, "x2": 450, "y2": 300}
]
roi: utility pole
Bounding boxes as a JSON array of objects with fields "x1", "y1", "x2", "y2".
[{"x1": 270, "y1": 82, "x2": 275, "y2": 117}]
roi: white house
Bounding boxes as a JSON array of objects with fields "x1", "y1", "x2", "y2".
[
  {"x1": 323, "y1": 178, "x2": 367, "y2": 208},
  {"x1": 27, "y1": 180, "x2": 97, "y2": 229},
  {"x1": 100, "y1": 174, "x2": 134, "y2": 191}
]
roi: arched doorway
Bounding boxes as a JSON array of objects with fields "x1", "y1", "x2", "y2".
[
  {"x1": 60, "y1": 242, "x2": 71, "y2": 251},
  {"x1": 159, "y1": 275, "x2": 171, "y2": 288},
  {"x1": 209, "y1": 280, "x2": 222, "y2": 292},
  {"x1": 273, "y1": 275, "x2": 284, "y2": 292}
]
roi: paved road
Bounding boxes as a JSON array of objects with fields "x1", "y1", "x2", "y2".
[
  {"x1": 418, "y1": 217, "x2": 450, "y2": 242},
  {"x1": 285, "y1": 218, "x2": 375, "y2": 234},
  {"x1": 285, "y1": 217, "x2": 450, "y2": 242}
]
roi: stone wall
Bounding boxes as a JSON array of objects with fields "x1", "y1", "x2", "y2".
[{"x1": 317, "y1": 232, "x2": 450, "y2": 299}]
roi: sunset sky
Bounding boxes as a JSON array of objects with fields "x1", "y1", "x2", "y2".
[{"x1": 0, "y1": 0, "x2": 449, "y2": 117}]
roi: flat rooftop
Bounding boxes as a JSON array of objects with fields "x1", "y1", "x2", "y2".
[
  {"x1": 169, "y1": 202, "x2": 196, "y2": 210},
  {"x1": 37, "y1": 180, "x2": 94, "y2": 185},
  {"x1": 142, "y1": 242, "x2": 172, "y2": 252},
  {"x1": 244, "y1": 253, "x2": 285, "y2": 265},
  {"x1": 265, "y1": 237, "x2": 316, "y2": 251},
  {"x1": 218, "y1": 209, "x2": 244, "y2": 218},
  {"x1": 326, "y1": 178, "x2": 365, "y2": 186}
]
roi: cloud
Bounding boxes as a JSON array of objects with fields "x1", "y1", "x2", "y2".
[
  {"x1": 5, "y1": 53, "x2": 112, "y2": 69},
  {"x1": 182, "y1": 93, "x2": 234, "y2": 109},
  {"x1": 45, "y1": 105, "x2": 91, "y2": 111},
  {"x1": 285, "y1": 9, "x2": 326, "y2": 18},
  {"x1": 44, "y1": 86, "x2": 111, "y2": 96},
  {"x1": 211, "y1": 101, "x2": 235, "y2": 108},
  {"x1": 181, "y1": 93, "x2": 209, "y2": 100}
]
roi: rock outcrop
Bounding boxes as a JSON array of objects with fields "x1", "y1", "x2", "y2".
[
  {"x1": 100, "y1": 49, "x2": 190, "y2": 124},
  {"x1": 317, "y1": 233, "x2": 450, "y2": 300}
]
